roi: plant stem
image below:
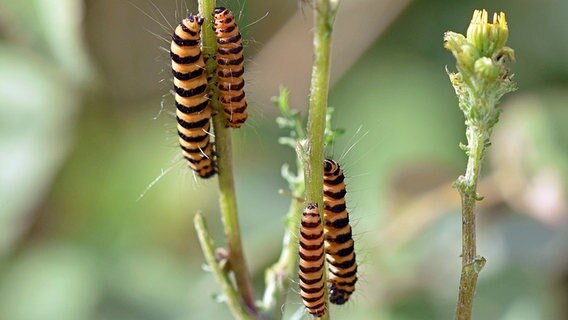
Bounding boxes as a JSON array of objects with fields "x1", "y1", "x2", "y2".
[
  {"x1": 194, "y1": 213, "x2": 254, "y2": 320},
  {"x1": 262, "y1": 195, "x2": 304, "y2": 319},
  {"x1": 305, "y1": 0, "x2": 335, "y2": 205},
  {"x1": 303, "y1": 1, "x2": 338, "y2": 319},
  {"x1": 198, "y1": 0, "x2": 258, "y2": 315},
  {"x1": 455, "y1": 126, "x2": 487, "y2": 320}
]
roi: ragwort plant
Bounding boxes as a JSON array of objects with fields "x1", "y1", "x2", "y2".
[
  {"x1": 184, "y1": 2, "x2": 517, "y2": 319},
  {"x1": 444, "y1": 9, "x2": 517, "y2": 320}
]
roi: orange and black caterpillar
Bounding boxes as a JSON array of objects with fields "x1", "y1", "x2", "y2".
[
  {"x1": 171, "y1": 14, "x2": 216, "y2": 178},
  {"x1": 213, "y1": 6, "x2": 248, "y2": 128},
  {"x1": 299, "y1": 203, "x2": 327, "y2": 317},
  {"x1": 323, "y1": 159, "x2": 358, "y2": 305}
]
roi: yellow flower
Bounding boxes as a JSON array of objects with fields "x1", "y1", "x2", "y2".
[{"x1": 466, "y1": 10, "x2": 509, "y2": 56}]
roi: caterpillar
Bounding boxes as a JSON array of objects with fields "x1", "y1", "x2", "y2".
[
  {"x1": 323, "y1": 159, "x2": 358, "y2": 305},
  {"x1": 299, "y1": 203, "x2": 327, "y2": 317},
  {"x1": 171, "y1": 14, "x2": 216, "y2": 178},
  {"x1": 213, "y1": 6, "x2": 248, "y2": 128}
]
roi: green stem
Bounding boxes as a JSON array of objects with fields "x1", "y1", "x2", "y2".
[
  {"x1": 303, "y1": 1, "x2": 338, "y2": 319},
  {"x1": 455, "y1": 126, "x2": 487, "y2": 320},
  {"x1": 198, "y1": 0, "x2": 258, "y2": 315},
  {"x1": 194, "y1": 213, "x2": 253, "y2": 320},
  {"x1": 262, "y1": 196, "x2": 304, "y2": 319}
]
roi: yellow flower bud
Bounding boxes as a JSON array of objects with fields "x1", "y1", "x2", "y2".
[{"x1": 466, "y1": 10, "x2": 509, "y2": 56}]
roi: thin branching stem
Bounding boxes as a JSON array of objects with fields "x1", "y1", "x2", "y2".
[
  {"x1": 197, "y1": 0, "x2": 258, "y2": 316},
  {"x1": 194, "y1": 213, "x2": 254, "y2": 320}
]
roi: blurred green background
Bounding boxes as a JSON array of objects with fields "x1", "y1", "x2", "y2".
[{"x1": 1, "y1": 0, "x2": 567, "y2": 319}]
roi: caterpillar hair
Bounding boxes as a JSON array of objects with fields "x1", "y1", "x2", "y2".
[
  {"x1": 213, "y1": 6, "x2": 248, "y2": 128},
  {"x1": 323, "y1": 159, "x2": 358, "y2": 305},
  {"x1": 171, "y1": 14, "x2": 216, "y2": 178},
  {"x1": 299, "y1": 203, "x2": 327, "y2": 317}
]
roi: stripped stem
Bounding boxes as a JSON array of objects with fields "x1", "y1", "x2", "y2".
[
  {"x1": 197, "y1": 0, "x2": 258, "y2": 315},
  {"x1": 454, "y1": 126, "x2": 487, "y2": 320}
]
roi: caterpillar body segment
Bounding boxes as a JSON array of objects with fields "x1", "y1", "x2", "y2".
[
  {"x1": 213, "y1": 7, "x2": 248, "y2": 128},
  {"x1": 323, "y1": 159, "x2": 358, "y2": 305},
  {"x1": 299, "y1": 203, "x2": 327, "y2": 317},
  {"x1": 171, "y1": 14, "x2": 216, "y2": 178}
]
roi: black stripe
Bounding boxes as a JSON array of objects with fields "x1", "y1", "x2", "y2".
[
  {"x1": 324, "y1": 189, "x2": 346, "y2": 200},
  {"x1": 300, "y1": 230, "x2": 323, "y2": 241},
  {"x1": 218, "y1": 33, "x2": 241, "y2": 44},
  {"x1": 326, "y1": 217, "x2": 349, "y2": 229},
  {"x1": 217, "y1": 55, "x2": 244, "y2": 66},
  {"x1": 300, "y1": 241, "x2": 323, "y2": 252},
  {"x1": 326, "y1": 229, "x2": 352, "y2": 244},
  {"x1": 180, "y1": 144, "x2": 204, "y2": 154},
  {"x1": 299, "y1": 250, "x2": 323, "y2": 262},
  {"x1": 219, "y1": 25, "x2": 235, "y2": 33},
  {"x1": 301, "y1": 221, "x2": 321, "y2": 229},
  {"x1": 308, "y1": 303, "x2": 326, "y2": 315},
  {"x1": 220, "y1": 91, "x2": 245, "y2": 103},
  {"x1": 302, "y1": 292, "x2": 324, "y2": 303},
  {"x1": 224, "y1": 104, "x2": 247, "y2": 115},
  {"x1": 299, "y1": 274, "x2": 323, "y2": 285},
  {"x1": 300, "y1": 283, "x2": 324, "y2": 294},
  {"x1": 198, "y1": 168, "x2": 216, "y2": 179},
  {"x1": 218, "y1": 45, "x2": 243, "y2": 55},
  {"x1": 328, "y1": 245, "x2": 354, "y2": 257},
  {"x1": 177, "y1": 116, "x2": 210, "y2": 130},
  {"x1": 171, "y1": 51, "x2": 200, "y2": 64},
  {"x1": 325, "y1": 203, "x2": 346, "y2": 213},
  {"x1": 299, "y1": 264, "x2": 323, "y2": 274},
  {"x1": 327, "y1": 257, "x2": 356, "y2": 269},
  {"x1": 228, "y1": 117, "x2": 247, "y2": 125},
  {"x1": 324, "y1": 173, "x2": 345, "y2": 185},
  {"x1": 219, "y1": 79, "x2": 245, "y2": 91},
  {"x1": 175, "y1": 83, "x2": 207, "y2": 97},
  {"x1": 172, "y1": 33, "x2": 199, "y2": 47},
  {"x1": 330, "y1": 274, "x2": 357, "y2": 284},
  {"x1": 178, "y1": 130, "x2": 209, "y2": 143},
  {"x1": 172, "y1": 67, "x2": 204, "y2": 81},
  {"x1": 184, "y1": 155, "x2": 209, "y2": 165},
  {"x1": 176, "y1": 100, "x2": 208, "y2": 114},
  {"x1": 179, "y1": 23, "x2": 198, "y2": 36},
  {"x1": 217, "y1": 68, "x2": 244, "y2": 78}
]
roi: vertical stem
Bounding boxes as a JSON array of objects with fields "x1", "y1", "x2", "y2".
[
  {"x1": 304, "y1": 1, "x2": 338, "y2": 319},
  {"x1": 305, "y1": 0, "x2": 333, "y2": 205},
  {"x1": 198, "y1": 0, "x2": 258, "y2": 315},
  {"x1": 455, "y1": 127, "x2": 487, "y2": 320}
]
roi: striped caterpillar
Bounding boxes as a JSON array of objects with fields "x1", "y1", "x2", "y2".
[
  {"x1": 299, "y1": 203, "x2": 327, "y2": 317},
  {"x1": 213, "y1": 6, "x2": 248, "y2": 128},
  {"x1": 323, "y1": 159, "x2": 357, "y2": 305},
  {"x1": 171, "y1": 14, "x2": 216, "y2": 178}
]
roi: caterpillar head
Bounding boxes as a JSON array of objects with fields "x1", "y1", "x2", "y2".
[
  {"x1": 328, "y1": 281, "x2": 350, "y2": 305},
  {"x1": 186, "y1": 14, "x2": 204, "y2": 26},
  {"x1": 323, "y1": 159, "x2": 338, "y2": 173},
  {"x1": 214, "y1": 6, "x2": 228, "y2": 15}
]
